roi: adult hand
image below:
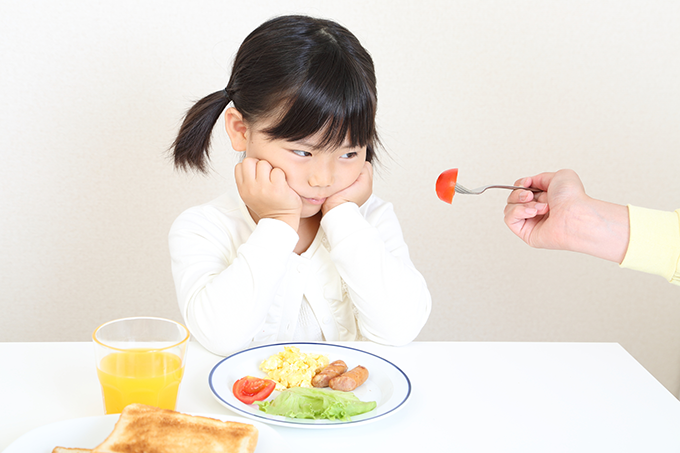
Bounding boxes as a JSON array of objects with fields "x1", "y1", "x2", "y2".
[
  {"x1": 504, "y1": 169, "x2": 585, "y2": 250},
  {"x1": 503, "y1": 169, "x2": 629, "y2": 263},
  {"x1": 322, "y1": 161, "x2": 373, "y2": 215},
  {"x1": 235, "y1": 157, "x2": 302, "y2": 231}
]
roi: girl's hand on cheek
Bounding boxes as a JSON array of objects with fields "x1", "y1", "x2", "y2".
[
  {"x1": 322, "y1": 162, "x2": 373, "y2": 215},
  {"x1": 235, "y1": 157, "x2": 302, "y2": 231}
]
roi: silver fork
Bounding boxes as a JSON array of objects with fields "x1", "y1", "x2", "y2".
[{"x1": 455, "y1": 183, "x2": 541, "y2": 195}]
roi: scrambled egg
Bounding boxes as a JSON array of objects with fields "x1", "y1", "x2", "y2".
[{"x1": 259, "y1": 346, "x2": 329, "y2": 391}]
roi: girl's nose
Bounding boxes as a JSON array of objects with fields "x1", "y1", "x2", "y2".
[{"x1": 309, "y1": 164, "x2": 334, "y2": 187}]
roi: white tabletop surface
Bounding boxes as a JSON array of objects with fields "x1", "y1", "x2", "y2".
[{"x1": 1, "y1": 340, "x2": 679, "y2": 452}]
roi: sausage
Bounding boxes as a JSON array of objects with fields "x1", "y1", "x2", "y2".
[
  {"x1": 311, "y1": 360, "x2": 348, "y2": 388},
  {"x1": 328, "y1": 365, "x2": 369, "y2": 392}
]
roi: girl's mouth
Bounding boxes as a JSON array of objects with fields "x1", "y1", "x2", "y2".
[{"x1": 302, "y1": 197, "x2": 327, "y2": 205}]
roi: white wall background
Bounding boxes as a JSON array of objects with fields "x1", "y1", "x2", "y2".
[{"x1": 2, "y1": 0, "x2": 679, "y2": 396}]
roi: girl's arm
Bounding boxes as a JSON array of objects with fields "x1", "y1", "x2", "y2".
[
  {"x1": 321, "y1": 197, "x2": 432, "y2": 346},
  {"x1": 169, "y1": 205, "x2": 298, "y2": 355}
]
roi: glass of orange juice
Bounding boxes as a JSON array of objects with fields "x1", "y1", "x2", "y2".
[{"x1": 92, "y1": 317, "x2": 190, "y2": 414}]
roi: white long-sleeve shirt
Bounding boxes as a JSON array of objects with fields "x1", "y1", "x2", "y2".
[{"x1": 168, "y1": 192, "x2": 432, "y2": 356}]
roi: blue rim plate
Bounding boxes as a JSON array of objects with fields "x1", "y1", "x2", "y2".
[{"x1": 208, "y1": 342, "x2": 411, "y2": 429}]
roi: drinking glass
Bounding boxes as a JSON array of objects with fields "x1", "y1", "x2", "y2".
[{"x1": 92, "y1": 317, "x2": 190, "y2": 414}]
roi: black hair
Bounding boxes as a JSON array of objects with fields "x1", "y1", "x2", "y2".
[{"x1": 172, "y1": 15, "x2": 380, "y2": 173}]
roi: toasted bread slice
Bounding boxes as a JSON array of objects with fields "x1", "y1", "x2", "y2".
[
  {"x1": 93, "y1": 404, "x2": 258, "y2": 453},
  {"x1": 52, "y1": 448, "x2": 92, "y2": 453}
]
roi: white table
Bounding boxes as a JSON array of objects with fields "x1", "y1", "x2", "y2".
[{"x1": 1, "y1": 341, "x2": 679, "y2": 452}]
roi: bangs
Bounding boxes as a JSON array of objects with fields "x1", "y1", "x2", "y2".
[{"x1": 261, "y1": 41, "x2": 378, "y2": 154}]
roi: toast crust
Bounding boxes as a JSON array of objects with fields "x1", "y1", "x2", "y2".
[
  {"x1": 52, "y1": 448, "x2": 92, "y2": 453},
  {"x1": 93, "y1": 404, "x2": 258, "y2": 453}
]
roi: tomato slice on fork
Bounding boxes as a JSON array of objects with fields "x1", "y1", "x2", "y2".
[{"x1": 435, "y1": 168, "x2": 458, "y2": 204}]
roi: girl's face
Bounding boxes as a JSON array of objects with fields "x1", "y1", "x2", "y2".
[{"x1": 245, "y1": 124, "x2": 367, "y2": 219}]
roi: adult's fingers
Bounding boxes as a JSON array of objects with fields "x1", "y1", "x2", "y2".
[
  {"x1": 507, "y1": 188, "x2": 537, "y2": 204},
  {"x1": 503, "y1": 204, "x2": 533, "y2": 238},
  {"x1": 526, "y1": 172, "x2": 556, "y2": 191},
  {"x1": 512, "y1": 176, "x2": 532, "y2": 187},
  {"x1": 504, "y1": 201, "x2": 537, "y2": 223}
]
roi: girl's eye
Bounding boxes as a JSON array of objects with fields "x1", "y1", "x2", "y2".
[
  {"x1": 292, "y1": 150, "x2": 312, "y2": 157},
  {"x1": 341, "y1": 152, "x2": 358, "y2": 159}
]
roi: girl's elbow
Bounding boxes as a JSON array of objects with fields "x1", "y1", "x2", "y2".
[
  {"x1": 189, "y1": 328, "x2": 252, "y2": 357},
  {"x1": 184, "y1": 310, "x2": 254, "y2": 357},
  {"x1": 360, "y1": 311, "x2": 429, "y2": 346}
]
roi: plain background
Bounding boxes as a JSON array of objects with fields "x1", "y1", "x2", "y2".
[{"x1": 2, "y1": 1, "x2": 679, "y2": 397}]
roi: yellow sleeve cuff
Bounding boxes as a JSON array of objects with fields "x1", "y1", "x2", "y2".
[{"x1": 620, "y1": 205, "x2": 680, "y2": 285}]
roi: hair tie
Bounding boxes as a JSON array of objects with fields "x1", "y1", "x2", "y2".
[{"x1": 223, "y1": 88, "x2": 230, "y2": 98}]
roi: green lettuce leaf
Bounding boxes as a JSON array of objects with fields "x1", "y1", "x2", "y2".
[{"x1": 255, "y1": 387, "x2": 377, "y2": 421}]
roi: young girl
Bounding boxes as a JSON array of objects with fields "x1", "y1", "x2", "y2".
[{"x1": 169, "y1": 15, "x2": 431, "y2": 356}]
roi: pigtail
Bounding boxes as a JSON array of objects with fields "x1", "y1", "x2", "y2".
[{"x1": 171, "y1": 89, "x2": 231, "y2": 173}]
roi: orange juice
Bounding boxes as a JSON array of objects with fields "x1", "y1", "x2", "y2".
[{"x1": 96, "y1": 350, "x2": 184, "y2": 414}]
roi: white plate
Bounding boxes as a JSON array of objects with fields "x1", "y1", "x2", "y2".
[
  {"x1": 209, "y1": 342, "x2": 411, "y2": 429},
  {"x1": 3, "y1": 412, "x2": 287, "y2": 453}
]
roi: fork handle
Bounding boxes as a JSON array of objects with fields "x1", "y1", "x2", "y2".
[{"x1": 491, "y1": 185, "x2": 542, "y2": 192}]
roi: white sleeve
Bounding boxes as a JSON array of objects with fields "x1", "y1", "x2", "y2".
[
  {"x1": 169, "y1": 208, "x2": 298, "y2": 355},
  {"x1": 320, "y1": 200, "x2": 432, "y2": 346}
]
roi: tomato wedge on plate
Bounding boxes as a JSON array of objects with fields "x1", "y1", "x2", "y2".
[
  {"x1": 233, "y1": 376, "x2": 276, "y2": 405},
  {"x1": 435, "y1": 168, "x2": 458, "y2": 204}
]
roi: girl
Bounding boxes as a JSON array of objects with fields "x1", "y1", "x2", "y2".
[{"x1": 169, "y1": 15, "x2": 431, "y2": 356}]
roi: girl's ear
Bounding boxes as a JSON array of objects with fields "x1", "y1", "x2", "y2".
[{"x1": 224, "y1": 107, "x2": 249, "y2": 151}]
